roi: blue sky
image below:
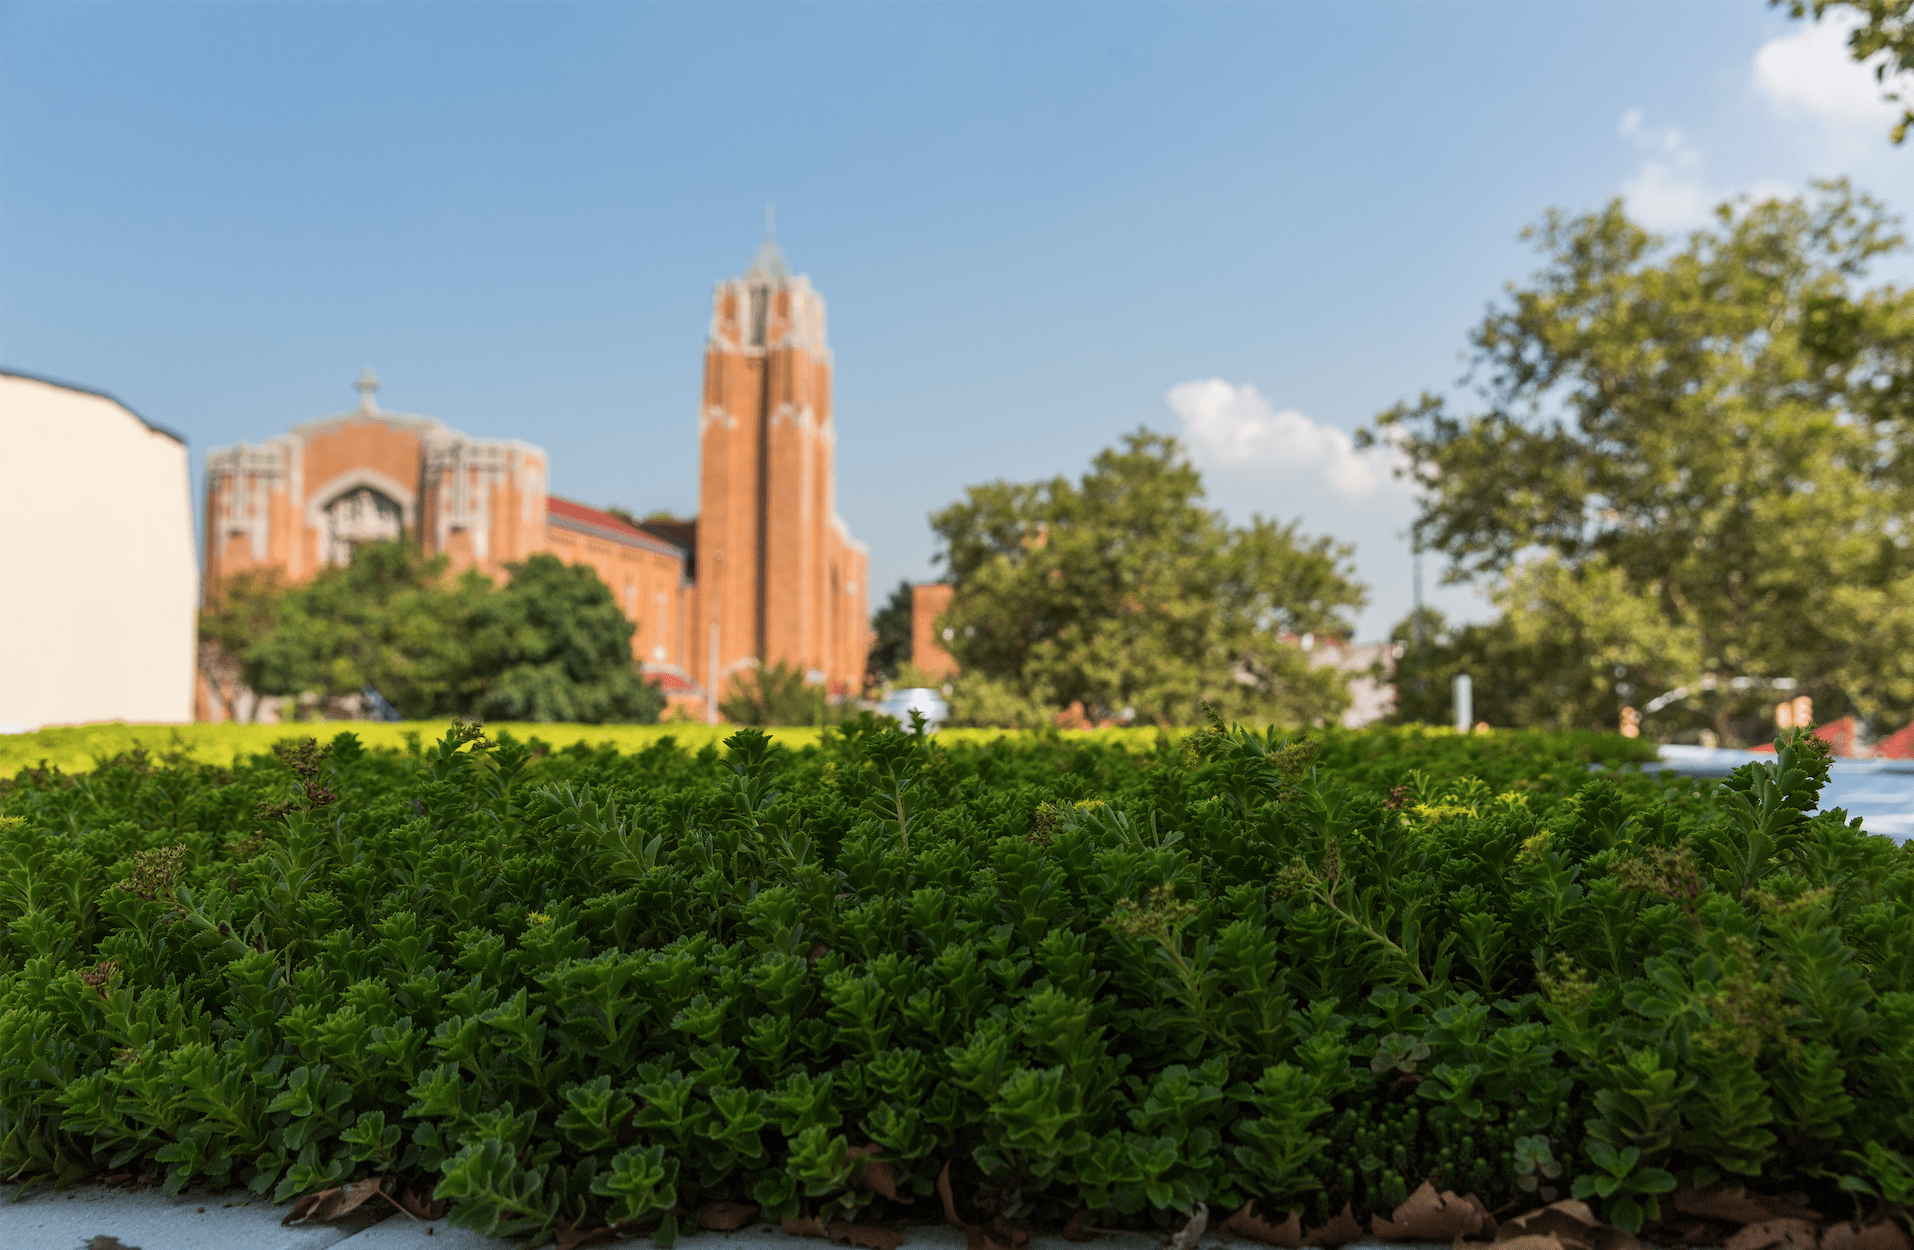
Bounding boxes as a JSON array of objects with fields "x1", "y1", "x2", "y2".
[{"x1": 4, "y1": 1, "x2": 1910, "y2": 638}]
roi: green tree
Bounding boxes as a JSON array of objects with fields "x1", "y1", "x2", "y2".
[
  {"x1": 865, "y1": 580, "x2": 915, "y2": 685},
  {"x1": 464, "y1": 554, "x2": 667, "y2": 724},
  {"x1": 244, "y1": 545, "x2": 664, "y2": 723},
  {"x1": 197, "y1": 568, "x2": 288, "y2": 722},
  {"x1": 930, "y1": 430, "x2": 1365, "y2": 728},
  {"x1": 1386, "y1": 560, "x2": 1695, "y2": 731},
  {"x1": 720, "y1": 660, "x2": 838, "y2": 726},
  {"x1": 1367, "y1": 183, "x2": 1914, "y2": 742},
  {"x1": 242, "y1": 543, "x2": 466, "y2": 715},
  {"x1": 1777, "y1": 0, "x2": 1914, "y2": 143}
]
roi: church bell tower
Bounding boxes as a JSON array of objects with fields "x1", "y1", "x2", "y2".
[{"x1": 693, "y1": 226, "x2": 867, "y2": 719}]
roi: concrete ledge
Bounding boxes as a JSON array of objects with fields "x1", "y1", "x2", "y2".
[
  {"x1": 0, "y1": 1184, "x2": 1471, "y2": 1250},
  {"x1": 0, "y1": 1182, "x2": 387, "y2": 1250}
]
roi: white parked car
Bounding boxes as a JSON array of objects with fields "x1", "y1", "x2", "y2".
[{"x1": 876, "y1": 686, "x2": 949, "y2": 731}]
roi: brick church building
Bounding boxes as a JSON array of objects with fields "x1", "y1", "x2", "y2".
[{"x1": 199, "y1": 237, "x2": 869, "y2": 721}]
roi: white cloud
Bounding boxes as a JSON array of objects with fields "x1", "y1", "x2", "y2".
[
  {"x1": 1163, "y1": 379, "x2": 1485, "y2": 638},
  {"x1": 1754, "y1": 14, "x2": 1898, "y2": 131},
  {"x1": 1618, "y1": 107, "x2": 1684, "y2": 153},
  {"x1": 1166, "y1": 378, "x2": 1393, "y2": 499},
  {"x1": 1620, "y1": 160, "x2": 1710, "y2": 232},
  {"x1": 1616, "y1": 108, "x2": 1709, "y2": 231},
  {"x1": 1615, "y1": 108, "x2": 1794, "y2": 232}
]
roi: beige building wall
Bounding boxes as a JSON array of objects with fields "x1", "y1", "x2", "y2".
[{"x1": 0, "y1": 371, "x2": 197, "y2": 730}]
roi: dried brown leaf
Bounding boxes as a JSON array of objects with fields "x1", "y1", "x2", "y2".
[
  {"x1": 1062, "y1": 1210, "x2": 1096, "y2": 1243},
  {"x1": 398, "y1": 1187, "x2": 449, "y2": 1221},
  {"x1": 990, "y1": 1216, "x2": 1030, "y2": 1250},
  {"x1": 1513, "y1": 1200, "x2": 1598, "y2": 1232},
  {"x1": 1304, "y1": 1201, "x2": 1364, "y2": 1247},
  {"x1": 1472, "y1": 1236, "x2": 1568, "y2": 1250},
  {"x1": 701, "y1": 1202, "x2": 762, "y2": 1231},
  {"x1": 1371, "y1": 1181, "x2": 1493, "y2": 1241},
  {"x1": 834, "y1": 1224, "x2": 905, "y2": 1250},
  {"x1": 1491, "y1": 1199, "x2": 1637, "y2": 1250},
  {"x1": 1678, "y1": 1186, "x2": 1820, "y2": 1228},
  {"x1": 1822, "y1": 1221, "x2": 1914, "y2": 1250},
  {"x1": 281, "y1": 1176, "x2": 387, "y2": 1227},
  {"x1": 1221, "y1": 1201, "x2": 1304, "y2": 1249},
  {"x1": 935, "y1": 1161, "x2": 1028, "y2": 1250},
  {"x1": 936, "y1": 1162, "x2": 965, "y2": 1233},
  {"x1": 1677, "y1": 1187, "x2": 1774, "y2": 1227},
  {"x1": 782, "y1": 1215, "x2": 905, "y2": 1250},
  {"x1": 1588, "y1": 1227, "x2": 1641, "y2": 1250},
  {"x1": 847, "y1": 1144, "x2": 906, "y2": 1202},
  {"x1": 1727, "y1": 1220, "x2": 1820, "y2": 1250}
]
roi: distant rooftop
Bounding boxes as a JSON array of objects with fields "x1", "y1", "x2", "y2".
[{"x1": 547, "y1": 496, "x2": 688, "y2": 559}]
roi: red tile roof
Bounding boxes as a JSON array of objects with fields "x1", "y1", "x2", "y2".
[
  {"x1": 547, "y1": 496, "x2": 687, "y2": 558},
  {"x1": 1878, "y1": 720, "x2": 1914, "y2": 759},
  {"x1": 644, "y1": 669, "x2": 702, "y2": 696}
]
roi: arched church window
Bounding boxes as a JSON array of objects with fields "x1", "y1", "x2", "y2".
[
  {"x1": 322, "y1": 486, "x2": 404, "y2": 567},
  {"x1": 749, "y1": 286, "x2": 768, "y2": 347}
]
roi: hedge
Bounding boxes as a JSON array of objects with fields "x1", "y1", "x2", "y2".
[{"x1": 0, "y1": 717, "x2": 1905, "y2": 1247}]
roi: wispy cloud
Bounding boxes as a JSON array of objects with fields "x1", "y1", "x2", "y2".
[
  {"x1": 1753, "y1": 13, "x2": 1898, "y2": 137},
  {"x1": 1166, "y1": 379, "x2": 1395, "y2": 499},
  {"x1": 1617, "y1": 108, "x2": 1709, "y2": 231},
  {"x1": 1164, "y1": 379, "x2": 1481, "y2": 638},
  {"x1": 1615, "y1": 107, "x2": 1793, "y2": 232}
]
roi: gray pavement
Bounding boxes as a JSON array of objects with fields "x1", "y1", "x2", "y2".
[
  {"x1": 0, "y1": 1185, "x2": 1072, "y2": 1250},
  {"x1": 0, "y1": 1184, "x2": 1458, "y2": 1250},
  {"x1": 0, "y1": 1182, "x2": 409, "y2": 1250}
]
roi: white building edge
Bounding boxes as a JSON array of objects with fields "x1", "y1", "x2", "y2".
[{"x1": 0, "y1": 370, "x2": 197, "y2": 732}]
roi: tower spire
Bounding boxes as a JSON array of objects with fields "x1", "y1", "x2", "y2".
[{"x1": 745, "y1": 217, "x2": 790, "y2": 285}]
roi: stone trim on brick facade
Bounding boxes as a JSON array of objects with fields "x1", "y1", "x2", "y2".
[{"x1": 197, "y1": 235, "x2": 873, "y2": 724}]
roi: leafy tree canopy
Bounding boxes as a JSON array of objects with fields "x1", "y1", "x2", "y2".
[
  {"x1": 241, "y1": 543, "x2": 463, "y2": 713},
  {"x1": 464, "y1": 553, "x2": 668, "y2": 724},
  {"x1": 720, "y1": 660, "x2": 842, "y2": 727},
  {"x1": 197, "y1": 567, "x2": 288, "y2": 722},
  {"x1": 243, "y1": 544, "x2": 663, "y2": 724},
  {"x1": 929, "y1": 430, "x2": 1365, "y2": 727},
  {"x1": 1368, "y1": 182, "x2": 1914, "y2": 741},
  {"x1": 865, "y1": 580, "x2": 914, "y2": 685}
]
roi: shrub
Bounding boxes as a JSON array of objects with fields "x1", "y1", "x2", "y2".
[
  {"x1": 0, "y1": 719, "x2": 1905, "y2": 1245},
  {"x1": 721, "y1": 662, "x2": 842, "y2": 728}
]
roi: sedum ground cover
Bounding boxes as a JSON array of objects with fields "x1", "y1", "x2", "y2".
[{"x1": 0, "y1": 717, "x2": 1908, "y2": 1246}]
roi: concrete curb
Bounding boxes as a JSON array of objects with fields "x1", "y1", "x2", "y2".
[{"x1": 0, "y1": 1184, "x2": 1465, "y2": 1250}]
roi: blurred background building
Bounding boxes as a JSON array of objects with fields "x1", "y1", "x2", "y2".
[
  {"x1": 197, "y1": 235, "x2": 869, "y2": 721},
  {"x1": 0, "y1": 370, "x2": 196, "y2": 731}
]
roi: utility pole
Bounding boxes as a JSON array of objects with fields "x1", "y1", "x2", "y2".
[{"x1": 1412, "y1": 545, "x2": 1424, "y2": 651}]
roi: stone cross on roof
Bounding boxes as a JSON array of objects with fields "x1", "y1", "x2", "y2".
[{"x1": 356, "y1": 366, "x2": 380, "y2": 414}]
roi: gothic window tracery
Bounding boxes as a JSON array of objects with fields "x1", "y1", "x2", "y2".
[{"x1": 323, "y1": 486, "x2": 404, "y2": 567}]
